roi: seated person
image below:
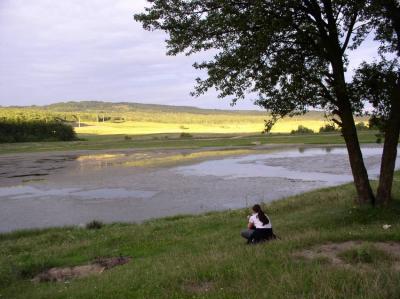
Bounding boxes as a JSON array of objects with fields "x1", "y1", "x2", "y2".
[{"x1": 241, "y1": 204, "x2": 274, "y2": 244}]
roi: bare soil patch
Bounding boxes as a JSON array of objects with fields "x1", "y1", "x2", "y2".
[
  {"x1": 293, "y1": 241, "x2": 400, "y2": 270},
  {"x1": 32, "y1": 256, "x2": 131, "y2": 282}
]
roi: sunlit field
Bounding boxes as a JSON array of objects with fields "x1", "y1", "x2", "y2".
[
  {"x1": 1, "y1": 102, "x2": 370, "y2": 138},
  {"x1": 0, "y1": 103, "x2": 374, "y2": 154},
  {"x1": 74, "y1": 119, "x2": 330, "y2": 135}
]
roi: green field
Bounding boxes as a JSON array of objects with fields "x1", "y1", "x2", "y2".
[
  {"x1": 0, "y1": 102, "x2": 333, "y2": 135},
  {"x1": 0, "y1": 130, "x2": 380, "y2": 155},
  {"x1": 0, "y1": 101, "x2": 376, "y2": 154},
  {"x1": 1, "y1": 173, "x2": 399, "y2": 298}
]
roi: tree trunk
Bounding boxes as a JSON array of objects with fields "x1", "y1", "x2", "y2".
[
  {"x1": 376, "y1": 79, "x2": 400, "y2": 204},
  {"x1": 340, "y1": 107, "x2": 376, "y2": 205},
  {"x1": 376, "y1": 1, "x2": 400, "y2": 204},
  {"x1": 329, "y1": 51, "x2": 376, "y2": 205}
]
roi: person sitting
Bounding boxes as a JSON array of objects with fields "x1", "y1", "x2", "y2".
[{"x1": 241, "y1": 204, "x2": 275, "y2": 244}]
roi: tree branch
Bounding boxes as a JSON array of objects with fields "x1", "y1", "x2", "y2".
[{"x1": 341, "y1": 12, "x2": 358, "y2": 54}]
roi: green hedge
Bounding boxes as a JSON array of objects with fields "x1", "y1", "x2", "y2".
[{"x1": 0, "y1": 120, "x2": 77, "y2": 143}]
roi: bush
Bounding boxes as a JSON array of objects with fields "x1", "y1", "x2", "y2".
[
  {"x1": 180, "y1": 132, "x2": 193, "y2": 138},
  {"x1": 355, "y1": 122, "x2": 369, "y2": 131},
  {"x1": 375, "y1": 133, "x2": 384, "y2": 144},
  {"x1": 0, "y1": 120, "x2": 77, "y2": 143},
  {"x1": 319, "y1": 124, "x2": 338, "y2": 133},
  {"x1": 290, "y1": 125, "x2": 314, "y2": 135},
  {"x1": 85, "y1": 220, "x2": 103, "y2": 230}
]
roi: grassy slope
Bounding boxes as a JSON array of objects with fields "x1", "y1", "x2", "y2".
[
  {"x1": 1, "y1": 173, "x2": 399, "y2": 299},
  {"x1": 0, "y1": 131, "x2": 379, "y2": 155}
]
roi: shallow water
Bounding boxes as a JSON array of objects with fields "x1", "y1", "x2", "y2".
[
  {"x1": 174, "y1": 147, "x2": 394, "y2": 184},
  {"x1": 0, "y1": 145, "x2": 398, "y2": 232}
]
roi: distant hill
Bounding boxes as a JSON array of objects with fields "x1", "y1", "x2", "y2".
[
  {"x1": 25, "y1": 101, "x2": 266, "y2": 115},
  {"x1": 4, "y1": 100, "x2": 326, "y2": 119}
]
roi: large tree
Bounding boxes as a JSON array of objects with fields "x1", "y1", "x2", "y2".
[
  {"x1": 354, "y1": 0, "x2": 400, "y2": 204},
  {"x1": 135, "y1": 0, "x2": 396, "y2": 205}
]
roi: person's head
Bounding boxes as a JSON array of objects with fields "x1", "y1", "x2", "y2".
[
  {"x1": 252, "y1": 204, "x2": 262, "y2": 213},
  {"x1": 252, "y1": 204, "x2": 269, "y2": 225}
]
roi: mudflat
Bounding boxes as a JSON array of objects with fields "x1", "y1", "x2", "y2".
[{"x1": 0, "y1": 144, "x2": 397, "y2": 232}]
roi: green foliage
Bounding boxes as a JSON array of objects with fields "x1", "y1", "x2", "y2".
[
  {"x1": 375, "y1": 133, "x2": 384, "y2": 144},
  {"x1": 291, "y1": 125, "x2": 314, "y2": 135},
  {"x1": 0, "y1": 103, "x2": 268, "y2": 125},
  {"x1": 355, "y1": 122, "x2": 369, "y2": 131},
  {"x1": 352, "y1": 60, "x2": 398, "y2": 124},
  {"x1": 135, "y1": 1, "x2": 372, "y2": 118},
  {"x1": 0, "y1": 120, "x2": 77, "y2": 143},
  {"x1": 85, "y1": 220, "x2": 103, "y2": 230},
  {"x1": 179, "y1": 132, "x2": 193, "y2": 138},
  {"x1": 319, "y1": 124, "x2": 339, "y2": 133}
]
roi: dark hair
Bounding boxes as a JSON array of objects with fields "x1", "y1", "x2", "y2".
[{"x1": 252, "y1": 204, "x2": 269, "y2": 225}]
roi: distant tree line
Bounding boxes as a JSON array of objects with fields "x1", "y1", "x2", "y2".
[
  {"x1": 290, "y1": 122, "x2": 374, "y2": 135},
  {"x1": 0, "y1": 120, "x2": 77, "y2": 143}
]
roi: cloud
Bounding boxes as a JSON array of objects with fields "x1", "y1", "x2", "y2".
[{"x1": 0, "y1": 1, "x2": 381, "y2": 110}]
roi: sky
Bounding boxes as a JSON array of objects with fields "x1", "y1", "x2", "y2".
[{"x1": 0, "y1": 0, "x2": 381, "y2": 110}]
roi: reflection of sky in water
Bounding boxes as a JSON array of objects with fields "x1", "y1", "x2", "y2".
[{"x1": 174, "y1": 146, "x2": 400, "y2": 184}]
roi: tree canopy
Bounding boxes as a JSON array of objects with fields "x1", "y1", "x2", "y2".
[
  {"x1": 136, "y1": 1, "x2": 369, "y2": 116},
  {"x1": 135, "y1": 0, "x2": 400, "y2": 205}
]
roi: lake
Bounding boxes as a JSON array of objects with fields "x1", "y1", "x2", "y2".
[{"x1": 0, "y1": 145, "x2": 398, "y2": 232}]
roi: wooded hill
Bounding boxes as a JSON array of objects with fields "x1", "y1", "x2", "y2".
[{"x1": 0, "y1": 101, "x2": 328, "y2": 124}]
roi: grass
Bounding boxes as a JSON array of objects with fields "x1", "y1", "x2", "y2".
[
  {"x1": 338, "y1": 244, "x2": 392, "y2": 265},
  {"x1": 1, "y1": 172, "x2": 399, "y2": 298},
  {"x1": 0, "y1": 130, "x2": 380, "y2": 155}
]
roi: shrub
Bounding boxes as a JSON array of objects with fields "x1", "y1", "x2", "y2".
[
  {"x1": 319, "y1": 124, "x2": 338, "y2": 133},
  {"x1": 355, "y1": 122, "x2": 369, "y2": 131},
  {"x1": 180, "y1": 132, "x2": 193, "y2": 138},
  {"x1": 0, "y1": 120, "x2": 77, "y2": 143},
  {"x1": 290, "y1": 125, "x2": 314, "y2": 135},
  {"x1": 375, "y1": 133, "x2": 384, "y2": 144},
  {"x1": 85, "y1": 220, "x2": 103, "y2": 230}
]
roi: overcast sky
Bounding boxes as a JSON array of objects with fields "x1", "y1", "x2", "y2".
[{"x1": 0, "y1": 0, "x2": 380, "y2": 110}]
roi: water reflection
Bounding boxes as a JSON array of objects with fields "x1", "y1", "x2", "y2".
[{"x1": 174, "y1": 146, "x2": 399, "y2": 185}]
